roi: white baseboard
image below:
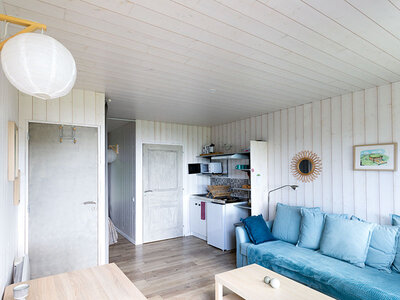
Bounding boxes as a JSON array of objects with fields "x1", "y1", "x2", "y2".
[
  {"x1": 191, "y1": 232, "x2": 206, "y2": 241},
  {"x1": 114, "y1": 226, "x2": 136, "y2": 245}
]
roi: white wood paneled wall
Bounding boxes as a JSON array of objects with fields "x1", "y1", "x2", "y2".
[
  {"x1": 0, "y1": 68, "x2": 18, "y2": 295},
  {"x1": 108, "y1": 123, "x2": 136, "y2": 244},
  {"x1": 212, "y1": 82, "x2": 400, "y2": 225},
  {"x1": 135, "y1": 120, "x2": 211, "y2": 244},
  {"x1": 18, "y1": 89, "x2": 107, "y2": 264}
]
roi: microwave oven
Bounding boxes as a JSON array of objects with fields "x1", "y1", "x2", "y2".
[
  {"x1": 188, "y1": 163, "x2": 208, "y2": 174},
  {"x1": 188, "y1": 162, "x2": 222, "y2": 174}
]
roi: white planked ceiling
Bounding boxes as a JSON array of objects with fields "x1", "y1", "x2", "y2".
[{"x1": 3, "y1": 0, "x2": 400, "y2": 125}]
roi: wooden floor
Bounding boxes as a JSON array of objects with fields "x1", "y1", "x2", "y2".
[{"x1": 109, "y1": 235, "x2": 236, "y2": 299}]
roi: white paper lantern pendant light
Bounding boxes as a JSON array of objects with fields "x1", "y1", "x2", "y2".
[{"x1": 0, "y1": 15, "x2": 76, "y2": 100}]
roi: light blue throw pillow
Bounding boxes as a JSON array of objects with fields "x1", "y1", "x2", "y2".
[
  {"x1": 319, "y1": 216, "x2": 374, "y2": 267},
  {"x1": 297, "y1": 209, "x2": 325, "y2": 250},
  {"x1": 272, "y1": 203, "x2": 320, "y2": 244},
  {"x1": 297, "y1": 210, "x2": 348, "y2": 250},
  {"x1": 392, "y1": 214, "x2": 400, "y2": 273},
  {"x1": 351, "y1": 216, "x2": 398, "y2": 272}
]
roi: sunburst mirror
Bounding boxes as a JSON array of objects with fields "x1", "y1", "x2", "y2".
[{"x1": 290, "y1": 150, "x2": 322, "y2": 183}]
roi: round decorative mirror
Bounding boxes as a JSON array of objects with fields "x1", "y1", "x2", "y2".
[{"x1": 290, "y1": 150, "x2": 322, "y2": 182}]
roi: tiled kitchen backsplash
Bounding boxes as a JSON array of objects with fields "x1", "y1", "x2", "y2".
[{"x1": 210, "y1": 177, "x2": 249, "y2": 198}]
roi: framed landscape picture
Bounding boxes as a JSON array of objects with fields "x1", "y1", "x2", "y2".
[{"x1": 353, "y1": 143, "x2": 397, "y2": 171}]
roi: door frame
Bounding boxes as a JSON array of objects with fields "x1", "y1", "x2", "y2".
[
  {"x1": 22, "y1": 120, "x2": 104, "y2": 265},
  {"x1": 141, "y1": 143, "x2": 184, "y2": 243}
]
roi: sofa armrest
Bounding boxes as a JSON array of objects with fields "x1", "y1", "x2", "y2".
[
  {"x1": 235, "y1": 219, "x2": 274, "y2": 268},
  {"x1": 236, "y1": 225, "x2": 250, "y2": 268},
  {"x1": 236, "y1": 225, "x2": 250, "y2": 244}
]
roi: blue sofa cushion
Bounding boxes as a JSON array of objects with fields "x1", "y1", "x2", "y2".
[
  {"x1": 393, "y1": 214, "x2": 400, "y2": 273},
  {"x1": 319, "y1": 216, "x2": 374, "y2": 267},
  {"x1": 297, "y1": 210, "x2": 348, "y2": 250},
  {"x1": 241, "y1": 215, "x2": 275, "y2": 245},
  {"x1": 246, "y1": 240, "x2": 400, "y2": 300},
  {"x1": 351, "y1": 216, "x2": 398, "y2": 272},
  {"x1": 393, "y1": 214, "x2": 400, "y2": 226},
  {"x1": 297, "y1": 209, "x2": 325, "y2": 250},
  {"x1": 272, "y1": 203, "x2": 319, "y2": 244}
]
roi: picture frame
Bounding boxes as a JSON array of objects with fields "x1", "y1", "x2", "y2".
[
  {"x1": 8, "y1": 121, "x2": 19, "y2": 181},
  {"x1": 353, "y1": 143, "x2": 397, "y2": 171}
]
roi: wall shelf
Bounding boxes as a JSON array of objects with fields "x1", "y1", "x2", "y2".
[
  {"x1": 231, "y1": 187, "x2": 251, "y2": 192},
  {"x1": 197, "y1": 152, "x2": 250, "y2": 160}
]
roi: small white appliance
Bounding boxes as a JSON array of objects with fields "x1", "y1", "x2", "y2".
[
  {"x1": 206, "y1": 202, "x2": 249, "y2": 251},
  {"x1": 188, "y1": 162, "x2": 222, "y2": 174},
  {"x1": 208, "y1": 162, "x2": 222, "y2": 174}
]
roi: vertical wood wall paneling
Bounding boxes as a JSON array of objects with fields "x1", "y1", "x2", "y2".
[
  {"x1": 32, "y1": 98, "x2": 46, "y2": 121},
  {"x1": 296, "y1": 105, "x2": 305, "y2": 207},
  {"x1": 353, "y1": 90, "x2": 367, "y2": 219},
  {"x1": 311, "y1": 102, "x2": 322, "y2": 208},
  {"x1": 321, "y1": 99, "x2": 332, "y2": 212},
  {"x1": 84, "y1": 90, "x2": 96, "y2": 125},
  {"x1": 365, "y1": 87, "x2": 379, "y2": 223},
  {"x1": 341, "y1": 93, "x2": 354, "y2": 214},
  {"x1": 0, "y1": 70, "x2": 18, "y2": 295},
  {"x1": 303, "y1": 104, "x2": 313, "y2": 208},
  {"x1": 393, "y1": 83, "x2": 400, "y2": 215},
  {"x1": 46, "y1": 98, "x2": 60, "y2": 123},
  {"x1": 331, "y1": 97, "x2": 342, "y2": 214},
  {"x1": 211, "y1": 81, "x2": 400, "y2": 224},
  {"x1": 288, "y1": 108, "x2": 297, "y2": 206},
  {"x1": 72, "y1": 89, "x2": 84, "y2": 124},
  {"x1": 377, "y1": 85, "x2": 393, "y2": 225},
  {"x1": 267, "y1": 114, "x2": 275, "y2": 218},
  {"x1": 273, "y1": 111, "x2": 281, "y2": 214},
  {"x1": 280, "y1": 110, "x2": 289, "y2": 206},
  {"x1": 109, "y1": 123, "x2": 135, "y2": 242},
  {"x1": 135, "y1": 120, "x2": 211, "y2": 244},
  {"x1": 60, "y1": 93, "x2": 73, "y2": 123}
]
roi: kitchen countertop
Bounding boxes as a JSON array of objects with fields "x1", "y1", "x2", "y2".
[{"x1": 191, "y1": 194, "x2": 247, "y2": 206}]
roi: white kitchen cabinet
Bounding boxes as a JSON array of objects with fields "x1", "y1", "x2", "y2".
[
  {"x1": 206, "y1": 201, "x2": 249, "y2": 251},
  {"x1": 190, "y1": 197, "x2": 207, "y2": 240}
]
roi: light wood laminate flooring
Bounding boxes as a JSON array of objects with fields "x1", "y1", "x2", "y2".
[{"x1": 109, "y1": 235, "x2": 236, "y2": 299}]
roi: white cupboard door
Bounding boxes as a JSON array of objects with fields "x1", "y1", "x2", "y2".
[
  {"x1": 143, "y1": 144, "x2": 183, "y2": 243},
  {"x1": 250, "y1": 141, "x2": 268, "y2": 217},
  {"x1": 206, "y1": 202, "x2": 225, "y2": 250},
  {"x1": 190, "y1": 199, "x2": 198, "y2": 235}
]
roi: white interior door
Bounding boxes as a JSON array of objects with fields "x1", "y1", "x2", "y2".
[
  {"x1": 143, "y1": 144, "x2": 183, "y2": 243},
  {"x1": 28, "y1": 123, "x2": 98, "y2": 279}
]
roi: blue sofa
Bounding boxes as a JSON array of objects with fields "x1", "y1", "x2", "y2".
[{"x1": 236, "y1": 224, "x2": 400, "y2": 300}]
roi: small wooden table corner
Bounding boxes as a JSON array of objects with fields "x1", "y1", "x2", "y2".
[
  {"x1": 4, "y1": 263, "x2": 147, "y2": 300},
  {"x1": 215, "y1": 264, "x2": 333, "y2": 300}
]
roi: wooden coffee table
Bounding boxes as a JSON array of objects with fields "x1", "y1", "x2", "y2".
[
  {"x1": 4, "y1": 263, "x2": 146, "y2": 300},
  {"x1": 215, "y1": 264, "x2": 333, "y2": 300}
]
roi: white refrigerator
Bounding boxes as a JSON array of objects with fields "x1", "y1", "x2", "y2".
[{"x1": 206, "y1": 202, "x2": 249, "y2": 251}]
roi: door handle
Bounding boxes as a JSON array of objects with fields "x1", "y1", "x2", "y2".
[
  {"x1": 144, "y1": 190, "x2": 153, "y2": 193},
  {"x1": 83, "y1": 201, "x2": 96, "y2": 205}
]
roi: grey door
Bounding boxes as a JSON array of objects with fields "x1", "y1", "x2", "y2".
[
  {"x1": 28, "y1": 123, "x2": 98, "y2": 279},
  {"x1": 143, "y1": 144, "x2": 183, "y2": 243}
]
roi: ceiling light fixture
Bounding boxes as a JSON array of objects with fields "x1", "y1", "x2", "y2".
[
  {"x1": 0, "y1": 14, "x2": 76, "y2": 100},
  {"x1": 209, "y1": 88, "x2": 217, "y2": 93}
]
